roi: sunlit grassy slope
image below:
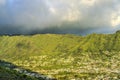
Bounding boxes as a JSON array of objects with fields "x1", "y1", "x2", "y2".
[{"x1": 0, "y1": 31, "x2": 120, "y2": 80}]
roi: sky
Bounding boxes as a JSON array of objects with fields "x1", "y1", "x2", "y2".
[{"x1": 0, "y1": 0, "x2": 120, "y2": 35}]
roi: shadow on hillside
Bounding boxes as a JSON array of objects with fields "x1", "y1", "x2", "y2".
[{"x1": 0, "y1": 60, "x2": 56, "y2": 80}]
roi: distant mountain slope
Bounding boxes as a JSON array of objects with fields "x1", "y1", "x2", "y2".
[
  {"x1": 0, "y1": 31, "x2": 119, "y2": 56},
  {"x1": 0, "y1": 31, "x2": 120, "y2": 80}
]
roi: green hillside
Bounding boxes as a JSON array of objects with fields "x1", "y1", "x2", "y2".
[
  {"x1": 0, "y1": 60, "x2": 44, "y2": 80},
  {"x1": 0, "y1": 66, "x2": 44, "y2": 80},
  {"x1": 0, "y1": 31, "x2": 120, "y2": 80}
]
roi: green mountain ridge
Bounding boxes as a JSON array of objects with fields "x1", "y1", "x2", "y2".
[{"x1": 0, "y1": 31, "x2": 120, "y2": 80}]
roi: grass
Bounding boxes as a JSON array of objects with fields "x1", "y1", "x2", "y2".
[{"x1": 0, "y1": 31, "x2": 120, "y2": 79}]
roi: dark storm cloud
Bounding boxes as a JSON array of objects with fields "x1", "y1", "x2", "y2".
[{"x1": 0, "y1": 0, "x2": 120, "y2": 35}]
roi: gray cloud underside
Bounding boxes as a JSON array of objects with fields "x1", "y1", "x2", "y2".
[{"x1": 0, "y1": 0, "x2": 120, "y2": 35}]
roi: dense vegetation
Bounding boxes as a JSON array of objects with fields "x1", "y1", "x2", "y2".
[
  {"x1": 0, "y1": 31, "x2": 120, "y2": 80},
  {"x1": 0, "y1": 66, "x2": 37, "y2": 80},
  {"x1": 0, "y1": 60, "x2": 44, "y2": 80}
]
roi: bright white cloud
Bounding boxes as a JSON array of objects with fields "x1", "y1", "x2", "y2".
[
  {"x1": 62, "y1": 9, "x2": 81, "y2": 22},
  {"x1": 111, "y1": 12, "x2": 120, "y2": 27},
  {"x1": 80, "y1": 0, "x2": 96, "y2": 6}
]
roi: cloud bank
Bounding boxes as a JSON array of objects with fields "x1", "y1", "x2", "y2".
[{"x1": 0, "y1": 0, "x2": 120, "y2": 35}]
